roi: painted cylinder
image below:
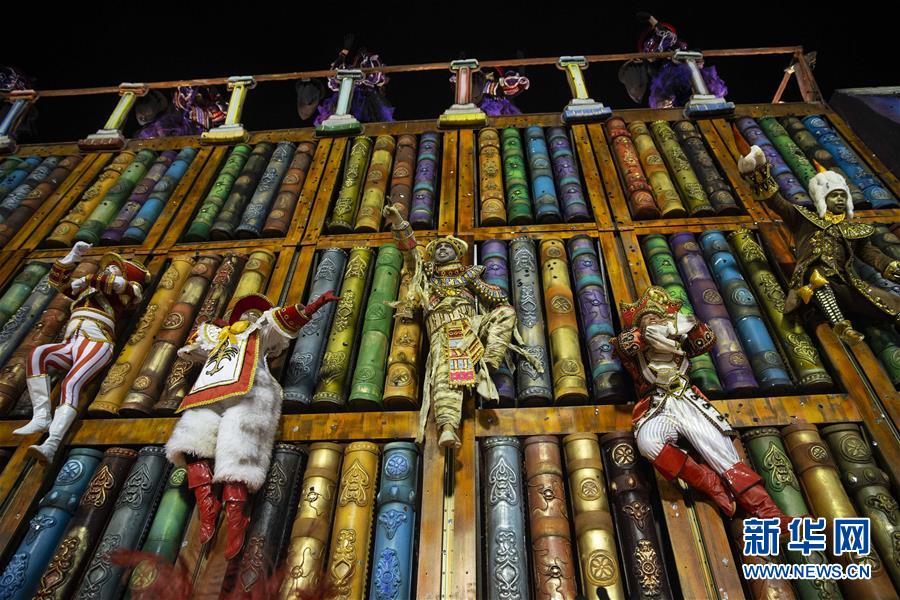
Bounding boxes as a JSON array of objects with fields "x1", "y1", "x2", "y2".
[
  {"x1": 101, "y1": 150, "x2": 176, "y2": 244},
  {"x1": 525, "y1": 126, "x2": 563, "y2": 223},
  {"x1": 89, "y1": 257, "x2": 193, "y2": 415},
  {"x1": 236, "y1": 141, "x2": 296, "y2": 238},
  {"x1": 0, "y1": 156, "x2": 41, "y2": 198},
  {"x1": 782, "y1": 423, "x2": 897, "y2": 598},
  {"x1": 670, "y1": 232, "x2": 758, "y2": 392},
  {"x1": 354, "y1": 135, "x2": 396, "y2": 232},
  {"x1": 73, "y1": 446, "x2": 169, "y2": 600},
  {"x1": 185, "y1": 144, "x2": 251, "y2": 241},
  {"x1": 226, "y1": 249, "x2": 276, "y2": 314},
  {"x1": 234, "y1": 444, "x2": 307, "y2": 596},
  {"x1": 0, "y1": 273, "x2": 56, "y2": 367},
  {"x1": 155, "y1": 253, "x2": 246, "y2": 414},
  {"x1": 386, "y1": 134, "x2": 417, "y2": 223},
  {"x1": 279, "y1": 442, "x2": 343, "y2": 599},
  {"x1": 606, "y1": 118, "x2": 659, "y2": 220},
  {"x1": 600, "y1": 432, "x2": 675, "y2": 600},
  {"x1": 628, "y1": 121, "x2": 686, "y2": 217},
  {"x1": 672, "y1": 120, "x2": 740, "y2": 215},
  {"x1": 326, "y1": 441, "x2": 380, "y2": 600},
  {"x1": 501, "y1": 128, "x2": 534, "y2": 225},
  {"x1": 547, "y1": 127, "x2": 591, "y2": 222},
  {"x1": 370, "y1": 442, "x2": 420, "y2": 600},
  {"x1": 211, "y1": 142, "x2": 276, "y2": 239},
  {"x1": 822, "y1": 423, "x2": 900, "y2": 588},
  {"x1": 383, "y1": 268, "x2": 423, "y2": 409},
  {"x1": 509, "y1": 237, "x2": 553, "y2": 404},
  {"x1": 563, "y1": 434, "x2": 625, "y2": 600},
  {"x1": 262, "y1": 141, "x2": 318, "y2": 237},
  {"x1": 478, "y1": 128, "x2": 507, "y2": 226},
  {"x1": 863, "y1": 324, "x2": 900, "y2": 386},
  {"x1": 481, "y1": 437, "x2": 529, "y2": 600},
  {"x1": 0, "y1": 262, "x2": 50, "y2": 328},
  {"x1": 730, "y1": 229, "x2": 832, "y2": 390},
  {"x1": 45, "y1": 151, "x2": 136, "y2": 247},
  {"x1": 649, "y1": 120, "x2": 713, "y2": 216},
  {"x1": 283, "y1": 248, "x2": 347, "y2": 406},
  {"x1": 313, "y1": 247, "x2": 373, "y2": 408},
  {"x1": 540, "y1": 239, "x2": 589, "y2": 403},
  {"x1": 410, "y1": 132, "x2": 440, "y2": 228},
  {"x1": 699, "y1": 231, "x2": 792, "y2": 391},
  {"x1": 75, "y1": 149, "x2": 157, "y2": 244},
  {"x1": 641, "y1": 234, "x2": 722, "y2": 393},
  {"x1": 758, "y1": 117, "x2": 817, "y2": 185},
  {"x1": 567, "y1": 236, "x2": 625, "y2": 403},
  {"x1": 34, "y1": 448, "x2": 138, "y2": 600},
  {"x1": 329, "y1": 136, "x2": 372, "y2": 233},
  {"x1": 735, "y1": 117, "x2": 811, "y2": 207},
  {"x1": 119, "y1": 254, "x2": 221, "y2": 415},
  {"x1": 121, "y1": 147, "x2": 196, "y2": 244},
  {"x1": 523, "y1": 436, "x2": 578, "y2": 600},
  {"x1": 349, "y1": 244, "x2": 403, "y2": 407},
  {"x1": 125, "y1": 466, "x2": 193, "y2": 599},
  {"x1": 742, "y1": 427, "x2": 844, "y2": 600},
  {"x1": 0, "y1": 448, "x2": 102, "y2": 600},
  {"x1": 0, "y1": 155, "x2": 60, "y2": 219},
  {"x1": 480, "y1": 240, "x2": 515, "y2": 404}
]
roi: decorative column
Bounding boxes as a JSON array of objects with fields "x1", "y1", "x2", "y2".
[
  {"x1": 563, "y1": 434, "x2": 625, "y2": 600},
  {"x1": 316, "y1": 69, "x2": 364, "y2": 137},
  {"x1": 201, "y1": 75, "x2": 255, "y2": 144},
  {"x1": 212, "y1": 142, "x2": 275, "y2": 240},
  {"x1": 673, "y1": 120, "x2": 740, "y2": 214},
  {"x1": 236, "y1": 141, "x2": 296, "y2": 238},
  {"x1": 478, "y1": 129, "x2": 507, "y2": 226},
  {"x1": 628, "y1": 121, "x2": 686, "y2": 217},
  {"x1": 525, "y1": 127, "x2": 563, "y2": 223},
  {"x1": 481, "y1": 437, "x2": 529, "y2": 600},
  {"x1": 370, "y1": 442, "x2": 420, "y2": 600},
  {"x1": 262, "y1": 141, "x2": 318, "y2": 237},
  {"x1": 0, "y1": 448, "x2": 102, "y2": 600},
  {"x1": 509, "y1": 236, "x2": 553, "y2": 404},
  {"x1": 0, "y1": 90, "x2": 38, "y2": 154},
  {"x1": 78, "y1": 83, "x2": 148, "y2": 151},
  {"x1": 355, "y1": 135, "x2": 396, "y2": 232},
  {"x1": 382, "y1": 266, "x2": 424, "y2": 409},
  {"x1": 185, "y1": 144, "x2": 251, "y2": 241},
  {"x1": 279, "y1": 443, "x2": 343, "y2": 599},
  {"x1": 438, "y1": 59, "x2": 487, "y2": 128},
  {"x1": 606, "y1": 118, "x2": 659, "y2": 220},
  {"x1": 501, "y1": 128, "x2": 534, "y2": 225},
  {"x1": 672, "y1": 51, "x2": 734, "y2": 118},
  {"x1": 557, "y1": 56, "x2": 612, "y2": 123},
  {"x1": 547, "y1": 127, "x2": 591, "y2": 222},
  {"x1": 328, "y1": 136, "x2": 373, "y2": 233},
  {"x1": 387, "y1": 135, "x2": 417, "y2": 221},
  {"x1": 409, "y1": 132, "x2": 440, "y2": 228},
  {"x1": 649, "y1": 120, "x2": 714, "y2": 216}
]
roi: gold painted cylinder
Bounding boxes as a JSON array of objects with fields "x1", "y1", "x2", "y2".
[
  {"x1": 45, "y1": 152, "x2": 136, "y2": 247},
  {"x1": 88, "y1": 257, "x2": 193, "y2": 415},
  {"x1": 313, "y1": 247, "x2": 373, "y2": 408},
  {"x1": 478, "y1": 128, "x2": 507, "y2": 226},
  {"x1": 225, "y1": 249, "x2": 275, "y2": 314},
  {"x1": 354, "y1": 135, "x2": 395, "y2": 233},
  {"x1": 329, "y1": 136, "x2": 372, "y2": 234},
  {"x1": 382, "y1": 269, "x2": 422, "y2": 409},
  {"x1": 279, "y1": 442, "x2": 344, "y2": 599},
  {"x1": 782, "y1": 422, "x2": 897, "y2": 599},
  {"x1": 326, "y1": 441, "x2": 380, "y2": 600},
  {"x1": 627, "y1": 121, "x2": 686, "y2": 217},
  {"x1": 119, "y1": 254, "x2": 221, "y2": 415},
  {"x1": 562, "y1": 433, "x2": 624, "y2": 600},
  {"x1": 539, "y1": 239, "x2": 588, "y2": 403}
]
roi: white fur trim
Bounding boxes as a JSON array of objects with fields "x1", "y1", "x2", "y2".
[
  {"x1": 738, "y1": 145, "x2": 766, "y2": 175},
  {"x1": 809, "y1": 171, "x2": 854, "y2": 218},
  {"x1": 165, "y1": 407, "x2": 222, "y2": 466}
]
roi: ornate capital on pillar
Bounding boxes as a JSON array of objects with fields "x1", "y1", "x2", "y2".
[
  {"x1": 200, "y1": 75, "x2": 256, "y2": 144},
  {"x1": 673, "y1": 50, "x2": 735, "y2": 119},
  {"x1": 316, "y1": 69, "x2": 364, "y2": 138},
  {"x1": 438, "y1": 59, "x2": 487, "y2": 129},
  {"x1": 0, "y1": 89, "x2": 39, "y2": 155},
  {"x1": 78, "y1": 82, "x2": 148, "y2": 152},
  {"x1": 557, "y1": 56, "x2": 612, "y2": 123}
]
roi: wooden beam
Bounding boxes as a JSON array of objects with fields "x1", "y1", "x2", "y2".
[
  {"x1": 302, "y1": 137, "x2": 347, "y2": 245},
  {"x1": 282, "y1": 138, "x2": 333, "y2": 246},
  {"x1": 440, "y1": 130, "x2": 460, "y2": 237}
]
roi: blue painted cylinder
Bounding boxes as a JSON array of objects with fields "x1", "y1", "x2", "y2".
[
  {"x1": 121, "y1": 147, "x2": 196, "y2": 243},
  {"x1": 0, "y1": 156, "x2": 41, "y2": 199},
  {"x1": 369, "y1": 441, "x2": 419, "y2": 600},
  {"x1": 699, "y1": 231, "x2": 792, "y2": 392},
  {"x1": 0, "y1": 448, "x2": 103, "y2": 600},
  {"x1": 524, "y1": 126, "x2": 562, "y2": 223}
]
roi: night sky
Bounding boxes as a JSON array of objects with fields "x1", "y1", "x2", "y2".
[{"x1": 6, "y1": 3, "x2": 893, "y2": 143}]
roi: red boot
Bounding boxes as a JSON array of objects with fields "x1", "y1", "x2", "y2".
[
  {"x1": 653, "y1": 443, "x2": 736, "y2": 516},
  {"x1": 186, "y1": 459, "x2": 221, "y2": 545},
  {"x1": 222, "y1": 482, "x2": 250, "y2": 559},
  {"x1": 723, "y1": 462, "x2": 792, "y2": 532}
]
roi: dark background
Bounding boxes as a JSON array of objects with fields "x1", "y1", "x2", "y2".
[{"x1": 6, "y1": 3, "x2": 894, "y2": 143}]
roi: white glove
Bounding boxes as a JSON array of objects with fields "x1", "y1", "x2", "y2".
[
  {"x1": 111, "y1": 276, "x2": 128, "y2": 293},
  {"x1": 69, "y1": 276, "x2": 88, "y2": 294},
  {"x1": 737, "y1": 145, "x2": 767, "y2": 175},
  {"x1": 61, "y1": 241, "x2": 92, "y2": 265},
  {"x1": 644, "y1": 323, "x2": 682, "y2": 354}
]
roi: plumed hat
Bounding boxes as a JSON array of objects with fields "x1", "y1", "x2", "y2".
[{"x1": 619, "y1": 285, "x2": 682, "y2": 329}]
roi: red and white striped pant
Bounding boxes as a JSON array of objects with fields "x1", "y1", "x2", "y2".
[{"x1": 27, "y1": 335, "x2": 114, "y2": 408}]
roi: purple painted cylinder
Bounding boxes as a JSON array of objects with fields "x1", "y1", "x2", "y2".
[
  {"x1": 735, "y1": 117, "x2": 811, "y2": 207},
  {"x1": 410, "y1": 132, "x2": 440, "y2": 228},
  {"x1": 669, "y1": 232, "x2": 758, "y2": 393},
  {"x1": 101, "y1": 150, "x2": 178, "y2": 244},
  {"x1": 547, "y1": 127, "x2": 591, "y2": 223},
  {"x1": 480, "y1": 239, "x2": 515, "y2": 405}
]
